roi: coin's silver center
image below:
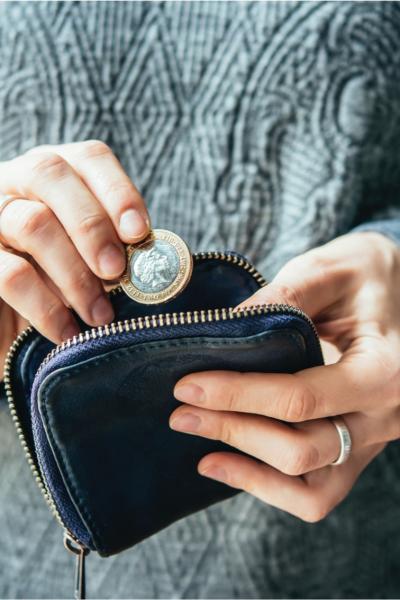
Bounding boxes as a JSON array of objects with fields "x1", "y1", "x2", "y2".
[{"x1": 129, "y1": 239, "x2": 180, "y2": 294}]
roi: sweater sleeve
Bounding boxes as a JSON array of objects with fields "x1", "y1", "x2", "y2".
[{"x1": 352, "y1": 219, "x2": 400, "y2": 247}]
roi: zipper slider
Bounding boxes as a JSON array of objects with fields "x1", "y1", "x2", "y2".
[{"x1": 64, "y1": 533, "x2": 90, "y2": 600}]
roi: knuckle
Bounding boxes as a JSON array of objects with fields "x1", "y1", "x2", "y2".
[
  {"x1": 303, "y1": 252, "x2": 333, "y2": 274},
  {"x1": 281, "y1": 380, "x2": 316, "y2": 422},
  {"x1": 281, "y1": 441, "x2": 320, "y2": 476},
  {"x1": 36, "y1": 299, "x2": 64, "y2": 327},
  {"x1": 220, "y1": 374, "x2": 243, "y2": 411},
  {"x1": 241, "y1": 473, "x2": 259, "y2": 496},
  {"x1": 208, "y1": 374, "x2": 241, "y2": 411},
  {"x1": 79, "y1": 140, "x2": 111, "y2": 159},
  {"x1": 377, "y1": 349, "x2": 400, "y2": 396},
  {"x1": 383, "y1": 416, "x2": 399, "y2": 443},
  {"x1": 16, "y1": 203, "x2": 52, "y2": 239},
  {"x1": 68, "y1": 267, "x2": 97, "y2": 296},
  {"x1": 219, "y1": 418, "x2": 235, "y2": 447},
  {"x1": 0, "y1": 257, "x2": 33, "y2": 292},
  {"x1": 275, "y1": 283, "x2": 305, "y2": 309},
  {"x1": 285, "y1": 252, "x2": 333, "y2": 282},
  {"x1": 29, "y1": 152, "x2": 70, "y2": 181},
  {"x1": 362, "y1": 344, "x2": 400, "y2": 410},
  {"x1": 300, "y1": 498, "x2": 331, "y2": 523},
  {"x1": 76, "y1": 212, "x2": 106, "y2": 237},
  {"x1": 103, "y1": 179, "x2": 135, "y2": 204}
]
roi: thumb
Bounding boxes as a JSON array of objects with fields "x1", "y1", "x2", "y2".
[{"x1": 237, "y1": 252, "x2": 343, "y2": 319}]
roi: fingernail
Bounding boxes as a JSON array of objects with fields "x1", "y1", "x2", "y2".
[
  {"x1": 170, "y1": 413, "x2": 201, "y2": 433},
  {"x1": 119, "y1": 209, "x2": 149, "y2": 240},
  {"x1": 61, "y1": 323, "x2": 80, "y2": 341},
  {"x1": 91, "y1": 295, "x2": 114, "y2": 324},
  {"x1": 98, "y1": 243, "x2": 125, "y2": 277},
  {"x1": 174, "y1": 383, "x2": 205, "y2": 404},
  {"x1": 199, "y1": 465, "x2": 227, "y2": 484}
]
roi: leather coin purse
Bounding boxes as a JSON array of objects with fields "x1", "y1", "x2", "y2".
[{"x1": 4, "y1": 251, "x2": 323, "y2": 595}]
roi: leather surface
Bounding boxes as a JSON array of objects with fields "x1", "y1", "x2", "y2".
[
  {"x1": 9, "y1": 255, "x2": 323, "y2": 556},
  {"x1": 39, "y1": 328, "x2": 311, "y2": 556},
  {"x1": 9, "y1": 254, "x2": 260, "y2": 491}
]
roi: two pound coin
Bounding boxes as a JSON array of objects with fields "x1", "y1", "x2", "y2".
[{"x1": 120, "y1": 229, "x2": 193, "y2": 304}]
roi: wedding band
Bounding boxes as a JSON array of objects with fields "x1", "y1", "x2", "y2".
[
  {"x1": 0, "y1": 194, "x2": 26, "y2": 250},
  {"x1": 0, "y1": 194, "x2": 21, "y2": 218},
  {"x1": 330, "y1": 416, "x2": 352, "y2": 466}
]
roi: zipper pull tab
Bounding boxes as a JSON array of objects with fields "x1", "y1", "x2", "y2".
[{"x1": 64, "y1": 533, "x2": 90, "y2": 600}]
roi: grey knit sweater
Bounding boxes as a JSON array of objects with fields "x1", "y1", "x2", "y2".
[{"x1": 0, "y1": 2, "x2": 400, "y2": 598}]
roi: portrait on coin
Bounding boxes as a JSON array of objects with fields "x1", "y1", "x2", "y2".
[{"x1": 129, "y1": 240, "x2": 180, "y2": 293}]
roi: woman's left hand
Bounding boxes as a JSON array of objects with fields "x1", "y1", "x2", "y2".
[{"x1": 169, "y1": 232, "x2": 400, "y2": 522}]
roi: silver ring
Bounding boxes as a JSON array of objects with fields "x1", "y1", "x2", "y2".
[{"x1": 330, "y1": 416, "x2": 352, "y2": 466}]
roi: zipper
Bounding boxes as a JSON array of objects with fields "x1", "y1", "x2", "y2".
[
  {"x1": 37, "y1": 302, "x2": 320, "y2": 374},
  {"x1": 3, "y1": 331, "x2": 89, "y2": 593},
  {"x1": 3, "y1": 304, "x2": 319, "y2": 537},
  {"x1": 4, "y1": 329, "x2": 77, "y2": 531},
  {"x1": 2, "y1": 250, "x2": 320, "y2": 596}
]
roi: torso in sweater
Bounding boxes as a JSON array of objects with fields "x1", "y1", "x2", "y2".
[{"x1": 0, "y1": 2, "x2": 400, "y2": 598}]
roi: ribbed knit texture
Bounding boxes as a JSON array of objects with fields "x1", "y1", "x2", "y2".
[{"x1": 0, "y1": 2, "x2": 400, "y2": 598}]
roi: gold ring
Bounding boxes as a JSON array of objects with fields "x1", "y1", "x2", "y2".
[
  {"x1": 0, "y1": 194, "x2": 22, "y2": 219},
  {"x1": 0, "y1": 194, "x2": 25, "y2": 250}
]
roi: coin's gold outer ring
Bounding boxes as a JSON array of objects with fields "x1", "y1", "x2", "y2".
[{"x1": 120, "y1": 229, "x2": 193, "y2": 304}]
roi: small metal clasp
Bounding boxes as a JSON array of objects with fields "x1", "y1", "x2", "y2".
[{"x1": 64, "y1": 533, "x2": 90, "y2": 600}]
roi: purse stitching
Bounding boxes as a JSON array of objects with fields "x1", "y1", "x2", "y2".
[{"x1": 40, "y1": 330, "x2": 303, "y2": 553}]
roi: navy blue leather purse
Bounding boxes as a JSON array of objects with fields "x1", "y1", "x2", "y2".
[{"x1": 4, "y1": 251, "x2": 323, "y2": 596}]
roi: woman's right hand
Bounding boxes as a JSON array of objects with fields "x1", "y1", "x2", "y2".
[{"x1": 0, "y1": 140, "x2": 150, "y2": 363}]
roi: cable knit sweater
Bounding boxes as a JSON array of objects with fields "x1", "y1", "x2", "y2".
[{"x1": 0, "y1": 2, "x2": 400, "y2": 598}]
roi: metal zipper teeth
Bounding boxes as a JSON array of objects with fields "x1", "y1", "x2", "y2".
[
  {"x1": 109, "y1": 251, "x2": 267, "y2": 297},
  {"x1": 3, "y1": 328, "x2": 83, "y2": 548},
  {"x1": 38, "y1": 303, "x2": 320, "y2": 373},
  {"x1": 195, "y1": 251, "x2": 267, "y2": 286}
]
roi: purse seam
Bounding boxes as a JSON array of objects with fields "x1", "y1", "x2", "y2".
[{"x1": 40, "y1": 329, "x2": 303, "y2": 553}]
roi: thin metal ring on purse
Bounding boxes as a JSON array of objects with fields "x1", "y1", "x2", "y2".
[{"x1": 330, "y1": 416, "x2": 352, "y2": 465}]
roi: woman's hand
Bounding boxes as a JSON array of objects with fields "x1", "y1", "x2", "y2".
[
  {"x1": 0, "y1": 140, "x2": 150, "y2": 366},
  {"x1": 170, "y1": 232, "x2": 400, "y2": 522}
]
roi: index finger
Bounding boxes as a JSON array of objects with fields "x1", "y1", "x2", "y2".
[
  {"x1": 27, "y1": 141, "x2": 150, "y2": 243},
  {"x1": 0, "y1": 152, "x2": 126, "y2": 280},
  {"x1": 174, "y1": 340, "x2": 394, "y2": 421}
]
